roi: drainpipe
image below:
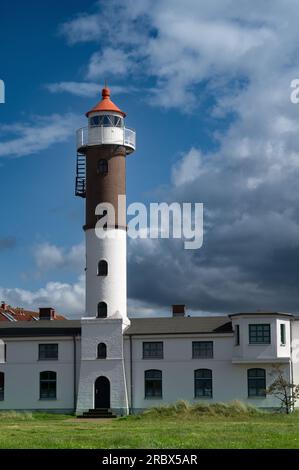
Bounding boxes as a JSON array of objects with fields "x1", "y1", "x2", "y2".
[
  {"x1": 73, "y1": 334, "x2": 77, "y2": 413},
  {"x1": 290, "y1": 320, "x2": 295, "y2": 412},
  {"x1": 129, "y1": 335, "x2": 133, "y2": 414}
]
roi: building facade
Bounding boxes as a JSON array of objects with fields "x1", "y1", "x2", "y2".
[{"x1": 0, "y1": 89, "x2": 298, "y2": 414}]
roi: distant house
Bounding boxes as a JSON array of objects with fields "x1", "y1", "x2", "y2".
[{"x1": 0, "y1": 302, "x2": 66, "y2": 322}]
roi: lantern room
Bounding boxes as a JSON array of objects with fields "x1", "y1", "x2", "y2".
[{"x1": 76, "y1": 86, "x2": 136, "y2": 154}]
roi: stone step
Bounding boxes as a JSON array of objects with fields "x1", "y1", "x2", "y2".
[{"x1": 78, "y1": 408, "x2": 117, "y2": 419}]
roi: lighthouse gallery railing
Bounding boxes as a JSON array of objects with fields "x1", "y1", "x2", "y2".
[{"x1": 76, "y1": 126, "x2": 136, "y2": 152}]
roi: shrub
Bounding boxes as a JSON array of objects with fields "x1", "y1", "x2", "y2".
[
  {"x1": 0, "y1": 411, "x2": 34, "y2": 421},
  {"x1": 139, "y1": 400, "x2": 261, "y2": 419}
]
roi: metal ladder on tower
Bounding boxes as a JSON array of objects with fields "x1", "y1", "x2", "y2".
[{"x1": 75, "y1": 152, "x2": 86, "y2": 198}]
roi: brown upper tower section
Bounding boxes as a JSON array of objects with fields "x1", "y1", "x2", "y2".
[{"x1": 75, "y1": 86, "x2": 136, "y2": 229}]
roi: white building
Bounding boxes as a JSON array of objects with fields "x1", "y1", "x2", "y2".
[
  {"x1": 0, "y1": 307, "x2": 298, "y2": 414},
  {"x1": 0, "y1": 88, "x2": 297, "y2": 415}
]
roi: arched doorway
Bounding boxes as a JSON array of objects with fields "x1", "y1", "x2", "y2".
[{"x1": 94, "y1": 376, "x2": 110, "y2": 409}]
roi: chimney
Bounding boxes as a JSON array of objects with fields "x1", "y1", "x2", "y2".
[
  {"x1": 172, "y1": 304, "x2": 186, "y2": 317},
  {"x1": 1, "y1": 301, "x2": 8, "y2": 310},
  {"x1": 39, "y1": 307, "x2": 56, "y2": 321}
]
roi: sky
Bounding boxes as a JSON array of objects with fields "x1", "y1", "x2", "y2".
[{"x1": 1, "y1": 0, "x2": 299, "y2": 317}]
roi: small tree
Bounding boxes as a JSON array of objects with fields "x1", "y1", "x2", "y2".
[{"x1": 267, "y1": 364, "x2": 299, "y2": 414}]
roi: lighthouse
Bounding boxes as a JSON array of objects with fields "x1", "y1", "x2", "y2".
[{"x1": 76, "y1": 86, "x2": 136, "y2": 416}]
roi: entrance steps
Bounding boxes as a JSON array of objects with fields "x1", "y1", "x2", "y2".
[{"x1": 79, "y1": 408, "x2": 117, "y2": 419}]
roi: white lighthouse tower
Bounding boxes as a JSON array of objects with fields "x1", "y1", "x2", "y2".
[{"x1": 76, "y1": 86, "x2": 136, "y2": 416}]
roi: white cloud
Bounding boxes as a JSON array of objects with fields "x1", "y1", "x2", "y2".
[
  {"x1": 57, "y1": 0, "x2": 287, "y2": 109},
  {"x1": 0, "y1": 276, "x2": 85, "y2": 317},
  {"x1": 0, "y1": 113, "x2": 82, "y2": 158},
  {"x1": 58, "y1": 13, "x2": 102, "y2": 45},
  {"x1": 171, "y1": 148, "x2": 204, "y2": 187},
  {"x1": 46, "y1": 81, "x2": 100, "y2": 97},
  {"x1": 87, "y1": 48, "x2": 132, "y2": 79},
  {"x1": 46, "y1": 81, "x2": 136, "y2": 98},
  {"x1": 34, "y1": 242, "x2": 85, "y2": 273}
]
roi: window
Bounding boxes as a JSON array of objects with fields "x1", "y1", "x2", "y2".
[
  {"x1": 194, "y1": 369, "x2": 213, "y2": 398},
  {"x1": 90, "y1": 115, "x2": 123, "y2": 128},
  {"x1": 39, "y1": 344, "x2": 58, "y2": 360},
  {"x1": 0, "y1": 372, "x2": 4, "y2": 401},
  {"x1": 97, "y1": 159, "x2": 108, "y2": 176},
  {"x1": 192, "y1": 341, "x2": 213, "y2": 359},
  {"x1": 89, "y1": 115, "x2": 100, "y2": 126},
  {"x1": 143, "y1": 342, "x2": 163, "y2": 359},
  {"x1": 249, "y1": 324, "x2": 270, "y2": 344},
  {"x1": 40, "y1": 371, "x2": 56, "y2": 400},
  {"x1": 280, "y1": 324, "x2": 286, "y2": 345},
  {"x1": 97, "y1": 302, "x2": 107, "y2": 318},
  {"x1": 248, "y1": 368, "x2": 266, "y2": 397},
  {"x1": 97, "y1": 343, "x2": 107, "y2": 359},
  {"x1": 98, "y1": 260, "x2": 108, "y2": 276},
  {"x1": 145, "y1": 370, "x2": 162, "y2": 398},
  {"x1": 235, "y1": 325, "x2": 240, "y2": 346}
]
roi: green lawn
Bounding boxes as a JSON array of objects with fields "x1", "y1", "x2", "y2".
[{"x1": 1, "y1": 407, "x2": 299, "y2": 448}]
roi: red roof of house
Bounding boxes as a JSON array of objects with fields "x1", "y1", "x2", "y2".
[
  {"x1": 0, "y1": 304, "x2": 66, "y2": 322},
  {"x1": 86, "y1": 86, "x2": 126, "y2": 117}
]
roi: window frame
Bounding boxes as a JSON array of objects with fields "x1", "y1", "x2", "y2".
[
  {"x1": 90, "y1": 114, "x2": 124, "y2": 128},
  {"x1": 192, "y1": 341, "x2": 213, "y2": 359},
  {"x1": 249, "y1": 324, "x2": 271, "y2": 344},
  {"x1": 144, "y1": 369, "x2": 162, "y2": 399},
  {"x1": 194, "y1": 369, "x2": 213, "y2": 398},
  {"x1": 247, "y1": 368, "x2": 266, "y2": 397},
  {"x1": 235, "y1": 325, "x2": 240, "y2": 346},
  {"x1": 280, "y1": 324, "x2": 286, "y2": 346},
  {"x1": 39, "y1": 371, "x2": 57, "y2": 400},
  {"x1": 38, "y1": 343, "x2": 58, "y2": 361},
  {"x1": 143, "y1": 342, "x2": 164, "y2": 359}
]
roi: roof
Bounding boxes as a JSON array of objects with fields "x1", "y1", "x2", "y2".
[
  {"x1": 0, "y1": 320, "x2": 81, "y2": 337},
  {"x1": 229, "y1": 312, "x2": 293, "y2": 318},
  {"x1": 0, "y1": 316, "x2": 232, "y2": 337},
  {"x1": 86, "y1": 87, "x2": 126, "y2": 117},
  {"x1": 0, "y1": 305, "x2": 66, "y2": 322},
  {"x1": 125, "y1": 316, "x2": 233, "y2": 335}
]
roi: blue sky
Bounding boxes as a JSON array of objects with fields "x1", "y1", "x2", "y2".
[{"x1": 1, "y1": 0, "x2": 299, "y2": 317}]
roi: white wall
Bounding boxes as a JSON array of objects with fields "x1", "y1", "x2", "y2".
[
  {"x1": 0, "y1": 336, "x2": 77, "y2": 411},
  {"x1": 85, "y1": 228, "x2": 128, "y2": 328},
  {"x1": 231, "y1": 315, "x2": 291, "y2": 362},
  {"x1": 76, "y1": 318, "x2": 129, "y2": 415},
  {"x1": 124, "y1": 333, "x2": 291, "y2": 411}
]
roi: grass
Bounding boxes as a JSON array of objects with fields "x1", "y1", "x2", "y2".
[{"x1": 1, "y1": 401, "x2": 299, "y2": 448}]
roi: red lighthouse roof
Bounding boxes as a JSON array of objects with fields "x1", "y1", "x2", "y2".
[{"x1": 86, "y1": 86, "x2": 126, "y2": 117}]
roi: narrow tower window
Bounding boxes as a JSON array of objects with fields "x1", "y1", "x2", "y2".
[
  {"x1": 97, "y1": 343, "x2": 107, "y2": 359},
  {"x1": 98, "y1": 260, "x2": 108, "y2": 276},
  {"x1": 97, "y1": 159, "x2": 108, "y2": 176},
  {"x1": 97, "y1": 302, "x2": 107, "y2": 318}
]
